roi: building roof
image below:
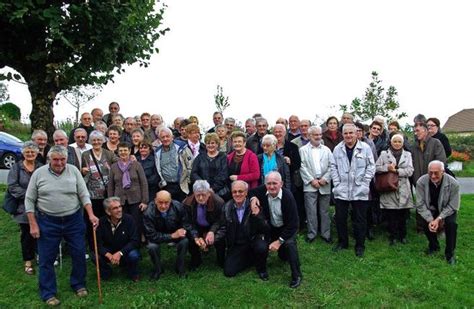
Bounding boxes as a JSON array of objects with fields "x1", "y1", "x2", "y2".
[{"x1": 442, "y1": 108, "x2": 474, "y2": 133}]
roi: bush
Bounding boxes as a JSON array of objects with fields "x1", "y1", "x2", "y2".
[
  {"x1": 0, "y1": 102, "x2": 21, "y2": 121},
  {"x1": 447, "y1": 133, "x2": 474, "y2": 158}
]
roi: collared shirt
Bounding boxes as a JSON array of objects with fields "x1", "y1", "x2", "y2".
[
  {"x1": 234, "y1": 202, "x2": 247, "y2": 224},
  {"x1": 188, "y1": 141, "x2": 201, "y2": 158},
  {"x1": 310, "y1": 143, "x2": 323, "y2": 177},
  {"x1": 301, "y1": 136, "x2": 310, "y2": 146},
  {"x1": 266, "y1": 189, "x2": 284, "y2": 227},
  {"x1": 108, "y1": 217, "x2": 123, "y2": 235},
  {"x1": 69, "y1": 142, "x2": 93, "y2": 153},
  {"x1": 196, "y1": 204, "x2": 209, "y2": 227}
]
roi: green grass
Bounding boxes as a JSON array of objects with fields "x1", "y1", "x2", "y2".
[
  {"x1": 454, "y1": 160, "x2": 474, "y2": 177},
  {"x1": 0, "y1": 194, "x2": 473, "y2": 307}
]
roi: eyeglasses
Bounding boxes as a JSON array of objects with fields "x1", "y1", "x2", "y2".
[
  {"x1": 232, "y1": 190, "x2": 245, "y2": 194},
  {"x1": 371, "y1": 127, "x2": 381, "y2": 131},
  {"x1": 140, "y1": 145, "x2": 150, "y2": 149},
  {"x1": 427, "y1": 124, "x2": 436, "y2": 128}
]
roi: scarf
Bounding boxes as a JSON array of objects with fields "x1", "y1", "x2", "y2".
[
  {"x1": 389, "y1": 147, "x2": 403, "y2": 165},
  {"x1": 263, "y1": 153, "x2": 277, "y2": 176},
  {"x1": 118, "y1": 160, "x2": 132, "y2": 189},
  {"x1": 328, "y1": 130, "x2": 338, "y2": 141}
]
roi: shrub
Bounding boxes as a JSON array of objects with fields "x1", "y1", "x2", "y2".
[
  {"x1": 0, "y1": 102, "x2": 21, "y2": 121},
  {"x1": 447, "y1": 150, "x2": 470, "y2": 163},
  {"x1": 447, "y1": 133, "x2": 474, "y2": 158}
]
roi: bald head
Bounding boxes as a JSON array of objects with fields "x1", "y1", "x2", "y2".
[{"x1": 155, "y1": 190, "x2": 172, "y2": 213}]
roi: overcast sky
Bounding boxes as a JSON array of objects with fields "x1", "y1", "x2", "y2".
[{"x1": 5, "y1": 0, "x2": 474, "y2": 129}]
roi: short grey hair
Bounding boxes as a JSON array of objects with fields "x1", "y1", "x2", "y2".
[
  {"x1": 245, "y1": 118, "x2": 256, "y2": 125},
  {"x1": 273, "y1": 124, "x2": 287, "y2": 132},
  {"x1": 265, "y1": 171, "x2": 282, "y2": 184},
  {"x1": 224, "y1": 117, "x2": 236, "y2": 125},
  {"x1": 88, "y1": 130, "x2": 106, "y2": 144},
  {"x1": 103, "y1": 196, "x2": 122, "y2": 211},
  {"x1": 158, "y1": 127, "x2": 173, "y2": 137},
  {"x1": 31, "y1": 129, "x2": 47, "y2": 140},
  {"x1": 255, "y1": 117, "x2": 268, "y2": 126},
  {"x1": 53, "y1": 129, "x2": 68, "y2": 139},
  {"x1": 47, "y1": 145, "x2": 68, "y2": 160},
  {"x1": 342, "y1": 123, "x2": 357, "y2": 133},
  {"x1": 308, "y1": 126, "x2": 322, "y2": 135},
  {"x1": 22, "y1": 141, "x2": 39, "y2": 154},
  {"x1": 261, "y1": 134, "x2": 277, "y2": 146},
  {"x1": 231, "y1": 180, "x2": 249, "y2": 191},
  {"x1": 74, "y1": 128, "x2": 87, "y2": 136},
  {"x1": 428, "y1": 160, "x2": 445, "y2": 171},
  {"x1": 131, "y1": 128, "x2": 144, "y2": 136},
  {"x1": 193, "y1": 180, "x2": 211, "y2": 193}
]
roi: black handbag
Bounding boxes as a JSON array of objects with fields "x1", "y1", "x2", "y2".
[{"x1": 2, "y1": 190, "x2": 19, "y2": 215}]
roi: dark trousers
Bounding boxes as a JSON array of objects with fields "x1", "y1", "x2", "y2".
[
  {"x1": 123, "y1": 202, "x2": 144, "y2": 241},
  {"x1": 292, "y1": 187, "x2": 306, "y2": 230},
  {"x1": 188, "y1": 226, "x2": 225, "y2": 267},
  {"x1": 86, "y1": 199, "x2": 105, "y2": 251},
  {"x1": 275, "y1": 236, "x2": 302, "y2": 280},
  {"x1": 36, "y1": 210, "x2": 86, "y2": 301},
  {"x1": 97, "y1": 249, "x2": 140, "y2": 280},
  {"x1": 163, "y1": 182, "x2": 187, "y2": 202},
  {"x1": 223, "y1": 237, "x2": 268, "y2": 277},
  {"x1": 384, "y1": 209, "x2": 409, "y2": 240},
  {"x1": 335, "y1": 199, "x2": 368, "y2": 249},
  {"x1": 19, "y1": 223, "x2": 37, "y2": 261},
  {"x1": 423, "y1": 211, "x2": 457, "y2": 260},
  {"x1": 147, "y1": 237, "x2": 189, "y2": 275}
]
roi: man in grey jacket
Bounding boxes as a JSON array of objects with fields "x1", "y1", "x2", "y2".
[
  {"x1": 416, "y1": 160, "x2": 460, "y2": 265},
  {"x1": 330, "y1": 124, "x2": 375, "y2": 257}
]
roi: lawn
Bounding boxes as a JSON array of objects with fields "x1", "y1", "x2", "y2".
[
  {"x1": 0, "y1": 194, "x2": 473, "y2": 308},
  {"x1": 454, "y1": 160, "x2": 474, "y2": 178}
]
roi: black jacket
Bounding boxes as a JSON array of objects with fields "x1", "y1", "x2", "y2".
[
  {"x1": 143, "y1": 200, "x2": 194, "y2": 243},
  {"x1": 137, "y1": 153, "x2": 161, "y2": 189},
  {"x1": 96, "y1": 214, "x2": 139, "y2": 257},
  {"x1": 215, "y1": 198, "x2": 270, "y2": 248},
  {"x1": 280, "y1": 140, "x2": 302, "y2": 189},
  {"x1": 248, "y1": 186, "x2": 299, "y2": 242},
  {"x1": 190, "y1": 152, "x2": 228, "y2": 196},
  {"x1": 432, "y1": 131, "x2": 452, "y2": 158},
  {"x1": 182, "y1": 193, "x2": 225, "y2": 237}
]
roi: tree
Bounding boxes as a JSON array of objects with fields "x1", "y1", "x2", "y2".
[
  {"x1": 0, "y1": 1, "x2": 168, "y2": 137},
  {"x1": 214, "y1": 85, "x2": 230, "y2": 113},
  {"x1": 340, "y1": 71, "x2": 407, "y2": 122},
  {"x1": 55, "y1": 85, "x2": 102, "y2": 126}
]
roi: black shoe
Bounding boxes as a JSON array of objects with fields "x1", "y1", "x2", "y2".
[
  {"x1": 189, "y1": 260, "x2": 202, "y2": 271},
  {"x1": 131, "y1": 275, "x2": 140, "y2": 283},
  {"x1": 400, "y1": 238, "x2": 408, "y2": 244},
  {"x1": 258, "y1": 271, "x2": 269, "y2": 281},
  {"x1": 149, "y1": 271, "x2": 161, "y2": 281},
  {"x1": 332, "y1": 244, "x2": 348, "y2": 252},
  {"x1": 355, "y1": 247, "x2": 365, "y2": 257},
  {"x1": 389, "y1": 239, "x2": 396, "y2": 246},
  {"x1": 425, "y1": 247, "x2": 440, "y2": 256},
  {"x1": 367, "y1": 229, "x2": 375, "y2": 241},
  {"x1": 322, "y1": 237, "x2": 333, "y2": 244},
  {"x1": 289, "y1": 276, "x2": 302, "y2": 288},
  {"x1": 447, "y1": 256, "x2": 456, "y2": 265},
  {"x1": 305, "y1": 236, "x2": 316, "y2": 243}
]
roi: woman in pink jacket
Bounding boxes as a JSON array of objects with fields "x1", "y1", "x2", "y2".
[{"x1": 227, "y1": 131, "x2": 260, "y2": 191}]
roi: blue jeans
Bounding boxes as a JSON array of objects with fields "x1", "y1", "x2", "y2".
[{"x1": 37, "y1": 209, "x2": 86, "y2": 301}]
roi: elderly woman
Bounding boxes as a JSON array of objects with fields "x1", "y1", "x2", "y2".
[
  {"x1": 31, "y1": 129, "x2": 50, "y2": 164},
  {"x1": 104, "y1": 125, "x2": 121, "y2": 154},
  {"x1": 191, "y1": 133, "x2": 229, "y2": 198},
  {"x1": 186, "y1": 123, "x2": 205, "y2": 158},
  {"x1": 216, "y1": 124, "x2": 231, "y2": 153},
  {"x1": 367, "y1": 120, "x2": 387, "y2": 156},
  {"x1": 227, "y1": 131, "x2": 260, "y2": 189},
  {"x1": 108, "y1": 142, "x2": 149, "y2": 239},
  {"x1": 183, "y1": 180, "x2": 225, "y2": 268},
  {"x1": 137, "y1": 141, "x2": 161, "y2": 202},
  {"x1": 376, "y1": 133, "x2": 414, "y2": 245},
  {"x1": 81, "y1": 130, "x2": 118, "y2": 249},
  {"x1": 7, "y1": 142, "x2": 42, "y2": 275},
  {"x1": 427, "y1": 117, "x2": 452, "y2": 158},
  {"x1": 322, "y1": 116, "x2": 343, "y2": 152},
  {"x1": 257, "y1": 134, "x2": 291, "y2": 189},
  {"x1": 131, "y1": 128, "x2": 145, "y2": 157}
]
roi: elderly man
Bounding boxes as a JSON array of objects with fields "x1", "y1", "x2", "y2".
[
  {"x1": 299, "y1": 126, "x2": 334, "y2": 243},
  {"x1": 183, "y1": 180, "x2": 225, "y2": 268},
  {"x1": 103, "y1": 102, "x2": 122, "y2": 126},
  {"x1": 287, "y1": 115, "x2": 301, "y2": 141},
  {"x1": 215, "y1": 180, "x2": 269, "y2": 279},
  {"x1": 70, "y1": 128, "x2": 92, "y2": 156},
  {"x1": 416, "y1": 161, "x2": 460, "y2": 265},
  {"x1": 143, "y1": 190, "x2": 195, "y2": 279},
  {"x1": 207, "y1": 111, "x2": 224, "y2": 133},
  {"x1": 69, "y1": 112, "x2": 94, "y2": 144},
  {"x1": 224, "y1": 117, "x2": 236, "y2": 133},
  {"x1": 291, "y1": 119, "x2": 311, "y2": 148},
  {"x1": 246, "y1": 117, "x2": 269, "y2": 155},
  {"x1": 91, "y1": 108, "x2": 104, "y2": 124},
  {"x1": 330, "y1": 123, "x2": 375, "y2": 257},
  {"x1": 32, "y1": 129, "x2": 50, "y2": 165},
  {"x1": 25, "y1": 145, "x2": 98, "y2": 306},
  {"x1": 155, "y1": 127, "x2": 193, "y2": 202},
  {"x1": 245, "y1": 118, "x2": 257, "y2": 137},
  {"x1": 120, "y1": 117, "x2": 136, "y2": 145},
  {"x1": 249, "y1": 171, "x2": 302, "y2": 288},
  {"x1": 53, "y1": 129, "x2": 81, "y2": 169},
  {"x1": 95, "y1": 197, "x2": 140, "y2": 281}
]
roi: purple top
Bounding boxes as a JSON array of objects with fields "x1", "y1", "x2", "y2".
[
  {"x1": 235, "y1": 203, "x2": 246, "y2": 224},
  {"x1": 196, "y1": 204, "x2": 210, "y2": 227}
]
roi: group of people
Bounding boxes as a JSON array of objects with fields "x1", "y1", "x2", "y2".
[{"x1": 6, "y1": 101, "x2": 461, "y2": 306}]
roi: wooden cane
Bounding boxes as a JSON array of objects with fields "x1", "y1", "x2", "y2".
[{"x1": 92, "y1": 227, "x2": 103, "y2": 304}]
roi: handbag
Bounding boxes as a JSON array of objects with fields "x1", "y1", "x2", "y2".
[
  {"x1": 374, "y1": 171, "x2": 399, "y2": 192},
  {"x1": 2, "y1": 165, "x2": 21, "y2": 215}
]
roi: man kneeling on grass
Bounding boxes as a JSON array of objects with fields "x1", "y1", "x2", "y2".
[
  {"x1": 95, "y1": 197, "x2": 140, "y2": 282},
  {"x1": 416, "y1": 160, "x2": 460, "y2": 265}
]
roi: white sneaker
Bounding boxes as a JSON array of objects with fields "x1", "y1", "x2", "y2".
[{"x1": 85, "y1": 254, "x2": 90, "y2": 260}]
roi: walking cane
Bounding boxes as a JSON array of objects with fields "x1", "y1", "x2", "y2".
[{"x1": 92, "y1": 227, "x2": 103, "y2": 304}]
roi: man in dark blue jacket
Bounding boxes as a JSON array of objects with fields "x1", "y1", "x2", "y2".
[
  {"x1": 95, "y1": 197, "x2": 140, "y2": 282},
  {"x1": 249, "y1": 171, "x2": 302, "y2": 288}
]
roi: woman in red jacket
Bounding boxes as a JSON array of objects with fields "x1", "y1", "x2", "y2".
[{"x1": 227, "y1": 131, "x2": 260, "y2": 190}]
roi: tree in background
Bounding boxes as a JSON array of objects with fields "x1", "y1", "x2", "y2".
[
  {"x1": 55, "y1": 85, "x2": 102, "y2": 126},
  {"x1": 214, "y1": 85, "x2": 230, "y2": 113},
  {"x1": 340, "y1": 71, "x2": 407, "y2": 122},
  {"x1": 0, "y1": 1, "x2": 168, "y2": 137}
]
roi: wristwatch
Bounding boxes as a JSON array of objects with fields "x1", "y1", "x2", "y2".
[{"x1": 278, "y1": 237, "x2": 285, "y2": 245}]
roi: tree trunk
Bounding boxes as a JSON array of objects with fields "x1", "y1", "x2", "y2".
[{"x1": 28, "y1": 83, "x2": 56, "y2": 141}]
